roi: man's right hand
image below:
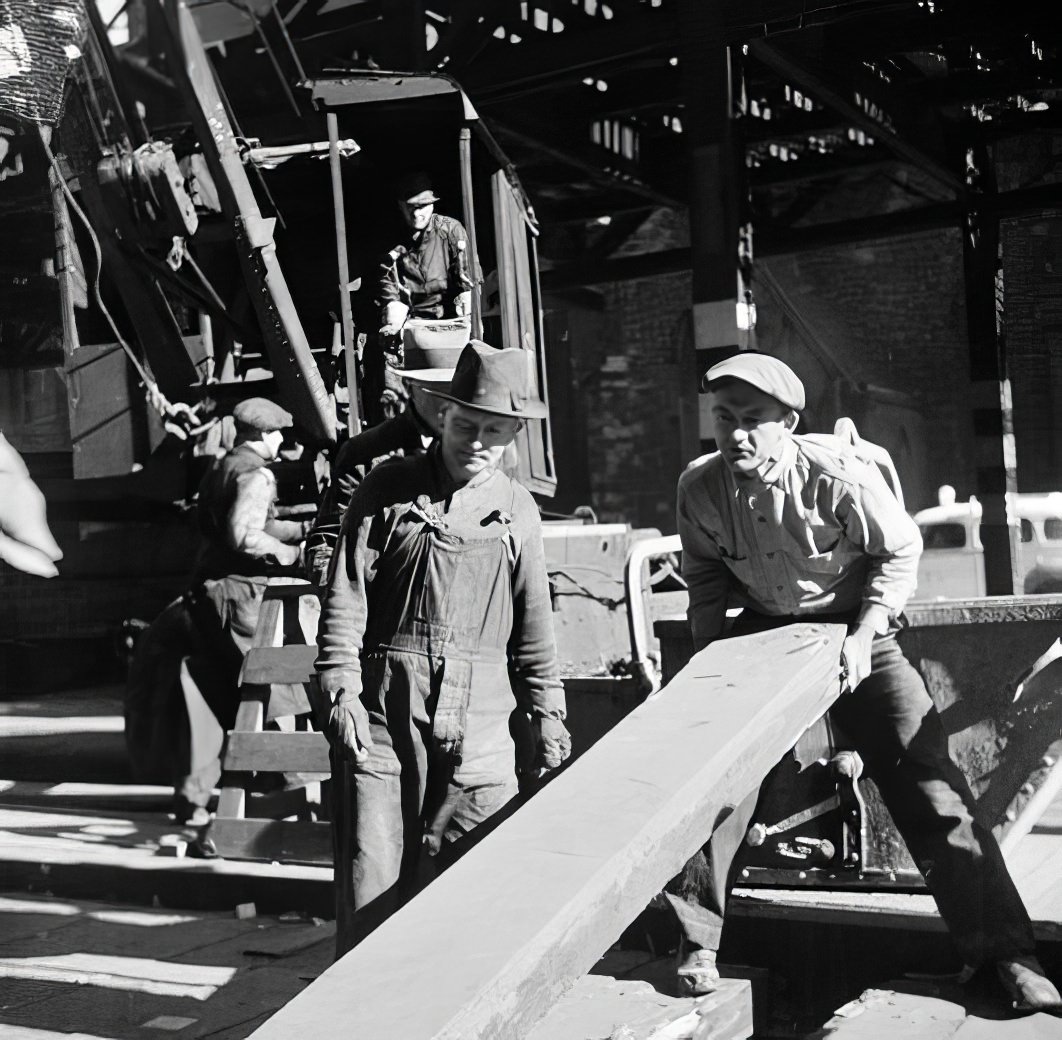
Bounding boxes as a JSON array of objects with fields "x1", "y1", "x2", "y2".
[
  {"x1": 0, "y1": 431, "x2": 62, "y2": 578},
  {"x1": 273, "y1": 542, "x2": 301, "y2": 568},
  {"x1": 380, "y1": 300, "x2": 409, "y2": 337},
  {"x1": 327, "y1": 689, "x2": 373, "y2": 763}
]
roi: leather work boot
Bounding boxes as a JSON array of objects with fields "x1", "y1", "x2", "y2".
[
  {"x1": 996, "y1": 956, "x2": 1062, "y2": 1013},
  {"x1": 676, "y1": 946, "x2": 721, "y2": 996}
]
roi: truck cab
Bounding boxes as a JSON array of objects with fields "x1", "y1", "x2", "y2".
[{"x1": 913, "y1": 487, "x2": 1062, "y2": 599}]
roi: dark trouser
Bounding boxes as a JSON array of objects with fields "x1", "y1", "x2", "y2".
[{"x1": 666, "y1": 613, "x2": 1037, "y2": 969}]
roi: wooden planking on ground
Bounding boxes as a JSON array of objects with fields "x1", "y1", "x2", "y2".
[
  {"x1": 806, "y1": 989, "x2": 967, "y2": 1039},
  {"x1": 951, "y1": 1014, "x2": 1062, "y2": 1038},
  {"x1": 248, "y1": 623, "x2": 845, "y2": 1040},
  {"x1": 525, "y1": 975, "x2": 751, "y2": 1040}
]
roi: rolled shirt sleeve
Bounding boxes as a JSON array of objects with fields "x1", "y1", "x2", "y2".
[
  {"x1": 230, "y1": 468, "x2": 300, "y2": 562},
  {"x1": 443, "y1": 219, "x2": 476, "y2": 296},
  {"x1": 838, "y1": 460, "x2": 923, "y2": 633},
  {"x1": 315, "y1": 505, "x2": 372, "y2": 703},
  {"x1": 677, "y1": 465, "x2": 732, "y2": 651},
  {"x1": 377, "y1": 245, "x2": 408, "y2": 306},
  {"x1": 507, "y1": 491, "x2": 566, "y2": 721}
]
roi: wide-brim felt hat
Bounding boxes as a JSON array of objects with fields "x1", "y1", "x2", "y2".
[
  {"x1": 424, "y1": 340, "x2": 548, "y2": 419},
  {"x1": 395, "y1": 170, "x2": 440, "y2": 206},
  {"x1": 388, "y1": 318, "x2": 471, "y2": 383}
]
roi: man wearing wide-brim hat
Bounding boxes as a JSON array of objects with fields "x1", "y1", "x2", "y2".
[
  {"x1": 670, "y1": 352, "x2": 1061, "y2": 1012},
  {"x1": 317, "y1": 341, "x2": 569, "y2": 923},
  {"x1": 377, "y1": 171, "x2": 476, "y2": 337},
  {"x1": 305, "y1": 339, "x2": 464, "y2": 586}
]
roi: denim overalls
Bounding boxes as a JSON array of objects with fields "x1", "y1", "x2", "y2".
[{"x1": 351, "y1": 491, "x2": 522, "y2": 913}]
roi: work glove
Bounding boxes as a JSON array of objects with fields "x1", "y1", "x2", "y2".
[
  {"x1": 0, "y1": 431, "x2": 63, "y2": 577},
  {"x1": 326, "y1": 686, "x2": 374, "y2": 764},
  {"x1": 379, "y1": 300, "x2": 409, "y2": 337},
  {"x1": 532, "y1": 716, "x2": 572, "y2": 774}
]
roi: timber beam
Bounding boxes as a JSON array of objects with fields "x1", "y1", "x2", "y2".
[{"x1": 248, "y1": 623, "x2": 845, "y2": 1040}]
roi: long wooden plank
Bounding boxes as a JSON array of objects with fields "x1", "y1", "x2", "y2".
[
  {"x1": 249, "y1": 622, "x2": 844, "y2": 1040},
  {"x1": 222, "y1": 732, "x2": 330, "y2": 773}
]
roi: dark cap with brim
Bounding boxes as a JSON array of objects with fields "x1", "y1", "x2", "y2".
[
  {"x1": 395, "y1": 170, "x2": 440, "y2": 206},
  {"x1": 424, "y1": 340, "x2": 548, "y2": 419},
  {"x1": 702, "y1": 352, "x2": 805, "y2": 412}
]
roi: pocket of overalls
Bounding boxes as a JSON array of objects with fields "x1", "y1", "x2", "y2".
[{"x1": 431, "y1": 656, "x2": 473, "y2": 764}]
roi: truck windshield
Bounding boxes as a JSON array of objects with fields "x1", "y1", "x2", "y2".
[{"x1": 920, "y1": 523, "x2": 967, "y2": 549}]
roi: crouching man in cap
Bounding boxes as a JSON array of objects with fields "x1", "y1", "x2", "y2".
[
  {"x1": 669, "y1": 353, "x2": 1061, "y2": 1012},
  {"x1": 316, "y1": 341, "x2": 570, "y2": 924},
  {"x1": 126, "y1": 398, "x2": 311, "y2": 830}
]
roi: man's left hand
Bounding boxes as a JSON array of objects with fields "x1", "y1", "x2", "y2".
[
  {"x1": 841, "y1": 624, "x2": 875, "y2": 692},
  {"x1": 532, "y1": 716, "x2": 572, "y2": 775}
]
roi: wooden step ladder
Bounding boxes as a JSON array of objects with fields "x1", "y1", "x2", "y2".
[{"x1": 211, "y1": 581, "x2": 334, "y2": 866}]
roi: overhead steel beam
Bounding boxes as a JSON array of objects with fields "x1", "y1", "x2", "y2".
[
  {"x1": 747, "y1": 39, "x2": 963, "y2": 194},
  {"x1": 460, "y1": 15, "x2": 677, "y2": 99},
  {"x1": 488, "y1": 119, "x2": 684, "y2": 208},
  {"x1": 160, "y1": 0, "x2": 335, "y2": 443},
  {"x1": 457, "y1": 0, "x2": 903, "y2": 100},
  {"x1": 539, "y1": 179, "x2": 1062, "y2": 290}
]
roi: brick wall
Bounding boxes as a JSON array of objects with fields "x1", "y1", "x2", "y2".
[
  {"x1": 1001, "y1": 214, "x2": 1062, "y2": 493},
  {"x1": 547, "y1": 224, "x2": 977, "y2": 525}
]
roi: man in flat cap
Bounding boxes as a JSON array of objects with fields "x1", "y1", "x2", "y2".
[
  {"x1": 317, "y1": 341, "x2": 569, "y2": 933},
  {"x1": 126, "y1": 398, "x2": 312, "y2": 831},
  {"x1": 669, "y1": 352, "x2": 1060, "y2": 1012},
  {"x1": 194, "y1": 397, "x2": 306, "y2": 580}
]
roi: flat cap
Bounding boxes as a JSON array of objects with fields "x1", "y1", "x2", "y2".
[
  {"x1": 232, "y1": 397, "x2": 293, "y2": 433},
  {"x1": 702, "y1": 352, "x2": 805, "y2": 412}
]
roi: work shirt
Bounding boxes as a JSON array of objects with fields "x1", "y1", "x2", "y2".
[
  {"x1": 316, "y1": 447, "x2": 564, "y2": 778},
  {"x1": 676, "y1": 432, "x2": 922, "y2": 650},
  {"x1": 304, "y1": 408, "x2": 432, "y2": 585},
  {"x1": 195, "y1": 444, "x2": 306, "y2": 581},
  {"x1": 377, "y1": 213, "x2": 475, "y2": 318}
]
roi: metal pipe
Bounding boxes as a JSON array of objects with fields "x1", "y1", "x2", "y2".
[
  {"x1": 458, "y1": 127, "x2": 483, "y2": 340},
  {"x1": 327, "y1": 111, "x2": 361, "y2": 436},
  {"x1": 243, "y1": 138, "x2": 359, "y2": 165},
  {"x1": 48, "y1": 165, "x2": 81, "y2": 357},
  {"x1": 1000, "y1": 754, "x2": 1062, "y2": 859}
]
